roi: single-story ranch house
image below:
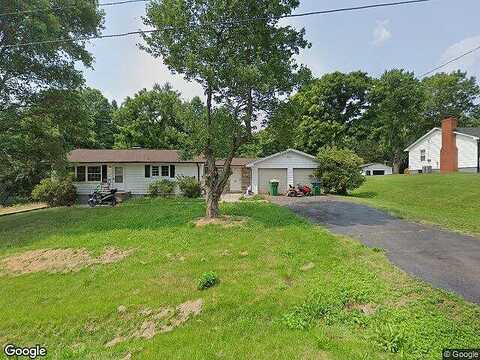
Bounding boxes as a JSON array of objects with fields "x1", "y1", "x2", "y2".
[
  {"x1": 361, "y1": 163, "x2": 393, "y2": 176},
  {"x1": 68, "y1": 148, "x2": 320, "y2": 199},
  {"x1": 405, "y1": 117, "x2": 480, "y2": 174}
]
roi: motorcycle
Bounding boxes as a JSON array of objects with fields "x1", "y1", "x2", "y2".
[{"x1": 88, "y1": 185, "x2": 118, "y2": 207}]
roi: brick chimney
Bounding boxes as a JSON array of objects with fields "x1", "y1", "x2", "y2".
[{"x1": 440, "y1": 117, "x2": 458, "y2": 173}]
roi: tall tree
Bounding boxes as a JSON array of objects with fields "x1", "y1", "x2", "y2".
[
  {"x1": 0, "y1": 0, "x2": 105, "y2": 107},
  {"x1": 80, "y1": 88, "x2": 117, "y2": 148},
  {"x1": 421, "y1": 71, "x2": 480, "y2": 131},
  {"x1": 369, "y1": 69, "x2": 425, "y2": 173},
  {"x1": 142, "y1": 0, "x2": 309, "y2": 217},
  {"x1": 113, "y1": 84, "x2": 190, "y2": 149}
]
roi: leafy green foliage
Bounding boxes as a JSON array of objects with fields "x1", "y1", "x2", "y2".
[
  {"x1": 177, "y1": 176, "x2": 202, "y2": 198},
  {"x1": 113, "y1": 84, "x2": 191, "y2": 149},
  {"x1": 0, "y1": 0, "x2": 105, "y2": 107},
  {"x1": 314, "y1": 147, "x2": 365, "y2": 195},
  {"x1": 149, "y1": 179, "x2": 177, "y2": 197},
  {"x1": 197, "y1": 271, "x2": 219, "y2": 290},
  {"x1": 31, "y1": 176, "x2": 76, "y2": 207}
]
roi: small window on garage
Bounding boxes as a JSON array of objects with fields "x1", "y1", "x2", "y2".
[
  {"x1": 372, "y1": 170, "x2": 385, "y2": 176},
  {"x1": 420, "y1": 149, "x2": 426, "y2": 161}
]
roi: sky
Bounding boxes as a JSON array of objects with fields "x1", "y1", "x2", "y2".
[{"x1": 81, "y1": 0, "x2": 480, "y2": 104}]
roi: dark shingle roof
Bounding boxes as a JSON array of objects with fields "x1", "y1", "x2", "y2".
[
  {"x1": 68, "y1": 149, "x2": 255, "y2": 166},
  {"x1": 456, "y1": 128, "x2": 480, "y2": 138}
]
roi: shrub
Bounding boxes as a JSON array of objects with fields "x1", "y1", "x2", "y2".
[
  {"x1": 177, "y1": 176, "x2": 202, "y2": 198},
  {"x1": 198, "y1": 271, "x2": 219, "y2": 290},
  {"x1": 149, "y1": 179, "x2": 176, "y2": 197},
  {"x1": 31, "y1": 176, "x2": 77, "y2": 207},
  {"x1": 314, "y1": 147, "x2": 365, "y2": 195}
]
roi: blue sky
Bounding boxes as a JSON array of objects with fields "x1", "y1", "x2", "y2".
[{"x1": 82, "y1": 0, "x2": 480, "y2": 103}]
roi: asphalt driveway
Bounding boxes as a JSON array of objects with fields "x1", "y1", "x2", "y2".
[{"x1": 270, "y1": 196, "x2": 480, "y2": 304}]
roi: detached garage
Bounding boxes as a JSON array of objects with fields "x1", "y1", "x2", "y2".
[{"x1": 246, "y1": 149, "x2": 319, "y2": 194}]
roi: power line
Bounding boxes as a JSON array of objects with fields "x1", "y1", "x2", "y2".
[
  {"x1": 420, "y1": 44, "x2": 480, "y2": 77},
  {"x1": 1, "y1": 0, "x2": 433, "y2": 49},
  {"x1": 0, "y1": 0, "x2": 148, "y2": 17}
]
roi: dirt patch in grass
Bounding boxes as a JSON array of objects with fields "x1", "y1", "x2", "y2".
[
  {"x1": 0, "y1": 247, "x2": 134, "y2": 276},
  {"x1": 194, "y1": 216, "x2": 248, "y2": 228},
  {"x1": 106, "y1": 299, "x2": 203, "y2": 347},
  {"x1": 345, "y1": 302, "x2": 376, "y2": 315}
]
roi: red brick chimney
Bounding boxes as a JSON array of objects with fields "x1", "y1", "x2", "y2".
[{"x1": 440, "y1": 117, "x2": 458, "y2": 173}]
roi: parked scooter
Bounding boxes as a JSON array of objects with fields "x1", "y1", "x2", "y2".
[
  {"x1": 88, "y1": 185, "x2": 118, "y2": 207},
  {"x1": 298, "y1": 184, "x2": 312, "y2": 196}
]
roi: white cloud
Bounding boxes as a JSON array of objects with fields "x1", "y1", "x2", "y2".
[
  {"x1": 372, "y1": 20, "x2": 392, "y2": 47},
  {"x1": 438, "y1": 35, "x2": 480, "y2": 76}
]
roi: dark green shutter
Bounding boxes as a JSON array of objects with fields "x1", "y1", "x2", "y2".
[
  {"x1": 170, "y1": 165, "x2": 175, "y2": 178},
  {"x1": 145, "y1": 165, "x2": 151, "y2": 178}
]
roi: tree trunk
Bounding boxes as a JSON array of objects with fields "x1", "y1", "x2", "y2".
[
  {"x1": 206, "y1": 187, "x2": 221, "y2": 218},
  {"x1": 392, "y1": 162, "x2": 401, "y2": 174}
]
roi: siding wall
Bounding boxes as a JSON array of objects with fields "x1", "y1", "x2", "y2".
[
  {"x1": 74, "y1": 163, "x2": 200, "y2": 195},
  {"x1": 456, "y1": 134, "x2": 478, "y2": 169},
  {"x1": 408, "y1": 130, "x2": 442, "y2": 171}
]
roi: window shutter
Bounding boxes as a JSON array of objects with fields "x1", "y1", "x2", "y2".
[
  {"x1": 170, "y1": 165, "x2": 175, "y2": 178},
  {"x1": 145, "y1": 165, "x2": 151, "y2": 178}
]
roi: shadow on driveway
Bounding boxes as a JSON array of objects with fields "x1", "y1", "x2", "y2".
[{"x1": 269, "y1": 195, "x2": 480, "y2": 304}]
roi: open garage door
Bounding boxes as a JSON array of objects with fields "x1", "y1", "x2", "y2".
[
  {"x1": 258, "y1": 168, "x2": 287, "y2": 194},
  {"x1": 293, "y1": 168, "x2": 316, "y2": 187}
]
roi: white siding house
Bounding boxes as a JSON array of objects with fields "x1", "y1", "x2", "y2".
[
  {"x1": 246, "y1": 149, "x2": 319, "y2": 194},
  {"x1": 405, "y1": 123, "x2": 480, "y2": 173}
]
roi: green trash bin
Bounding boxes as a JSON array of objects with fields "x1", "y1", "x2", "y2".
[
  {"x1": 269, "y1": 179, "x2": 279, "y2": 196},
  {"x1": 311, "y1": 181, "x2": 321, "y2": 196}
]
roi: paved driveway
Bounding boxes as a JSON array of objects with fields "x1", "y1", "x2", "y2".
[{"x1": 269, "y1": 196, "x2": 480, "y2": 304}]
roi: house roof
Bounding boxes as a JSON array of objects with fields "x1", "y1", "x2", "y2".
[
  {"x1": 68, "y1": 149, "x2": 204, "y2": 163},
  {"x1": 361, "y1": 163, "x2": 391, "y2": 168},
  {"x1": 455, "y1": 127, "x2": 480, "y2": 139},
  {"x1": 246, "y1": 149, "x2": 317, "y2": 167},
  {"x1": 68, "y1": 149, "x2": 255, "y2": 165}
]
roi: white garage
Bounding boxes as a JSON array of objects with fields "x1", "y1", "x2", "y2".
[{"x1": 246, "y1": 149, "x2": 319, "y2": 194}]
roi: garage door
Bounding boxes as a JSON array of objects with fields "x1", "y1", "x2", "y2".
[
  {"x1": 293, "y1": 168, "x2": 316, "y2": 187},
  {"x1": 258, "y1": 168, "x2": 287, "y2": 194}
]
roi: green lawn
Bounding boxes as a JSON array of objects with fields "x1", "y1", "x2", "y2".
[
  {"x1": 0, "y1": 198, "x2": 479, "y2": 359},
  {"x1": 351, "y1": 173, "x2": 480, "y2": 236}
]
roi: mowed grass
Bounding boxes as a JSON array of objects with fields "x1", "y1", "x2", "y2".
[
  {"x1": 0, "y1": 198, "x2": 479, "y2": 359},
  {"x1": 351, "y1": 173, "x2": 480, "y2": 236}
]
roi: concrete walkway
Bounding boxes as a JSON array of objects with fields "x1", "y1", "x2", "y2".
[{"x1": 269, "y1": 196, "x2": 480, "y2": 304}]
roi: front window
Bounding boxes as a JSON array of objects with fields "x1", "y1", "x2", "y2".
[
  {"x1": 114, "y1": 167, "x2": 123, "y2": 183},
  {"x1": 87, "y1": 166, "x2": 101, "y2": 182},
  {"x1": 152, "y1": 166, "x2": 159, "y2": 177},
  {"x1": 420, "y1": 149, "x2": 426, "y2": 162},
  {"x1": 161, "y1": 165, "x2": 169, "y2": 177}
]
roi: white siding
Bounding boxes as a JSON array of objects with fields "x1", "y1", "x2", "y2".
[
  {"x1": 408, "y1": 129, "x2": 442, "y2": 171},
  {"x1": 361, "y1": 164, "x2": 393, "y2": 176},
  {"x1": 229, "y1": 167, "x2": 242, "y2": 192},
  {"x1": 74, "y1": 163, "x2": 200, "y2": 195},
  {"x1": 456, "y1": 134, "x2": 478, "y2": 169},
  {"x1": 249, "y1": 150, "x2": 319, "y2": 194}
]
